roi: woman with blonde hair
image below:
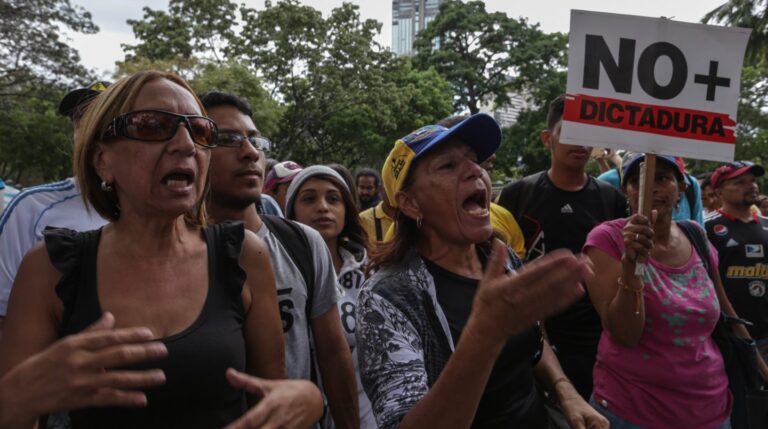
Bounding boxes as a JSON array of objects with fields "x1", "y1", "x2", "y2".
[{"x1": 0, "y1": 70, "x2": 291, "y2": 428}]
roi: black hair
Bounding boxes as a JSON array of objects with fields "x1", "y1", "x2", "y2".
[
  {"x1": 355, "y1": 168, "x2": 380, "y2": 188},
  {"x1": 199, "y1": 91, "x2": 253, "y2": 117},
  {"x1": 547, "y1": 95, "x2": 565, "y2": 132},
  {"x1": 288, "y1": 172, "x2": 368, "y2": 253},
  {"x1": 328, "y1": 163, "x2": 361, "y2": 210},
  {"x1": 698, "y1": 173, "x2": 713, "y2": 189}
]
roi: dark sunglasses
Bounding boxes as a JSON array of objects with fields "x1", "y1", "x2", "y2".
[
  {"x1": 102, "y1": 110, "x2": 218, "y2": 148},
  {"x1": 215, "y1": 132, "x2": 271, "y2": 152}
]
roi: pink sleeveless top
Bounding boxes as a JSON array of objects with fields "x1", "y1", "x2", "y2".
[{"x1": 584, "y1": 219, "x2": 731, "y2": 429}]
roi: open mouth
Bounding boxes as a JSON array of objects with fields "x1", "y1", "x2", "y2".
[
  {"x1": 162, "y1": 169, "x2": 194, "y2": 189},
  {"x1": 462, "y1": 189, "x2": 489, "y2": 217}
]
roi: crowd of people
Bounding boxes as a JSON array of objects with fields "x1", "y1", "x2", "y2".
[{"x1": 0, "y1": 71, "x2": 766, "y2": 429}]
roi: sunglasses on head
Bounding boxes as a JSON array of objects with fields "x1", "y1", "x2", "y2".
[
  {"x1": 725, "y1": 161, "x2": 754, "y2": 169},
  {"x1": 402, "y1": 125, "x2": 446, "y2": 145},
  {"x1": 102, "y1": 110, "x2": 218, "y2": 148},
  {"x1": 215, "y1": 132, "x2": 271, "y2": 152}
]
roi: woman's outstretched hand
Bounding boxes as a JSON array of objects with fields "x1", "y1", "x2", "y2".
[
  {"x1": 469, "y1": 240, "x2": 592, "y2": 344},
  {"x1": 224, "y1": 369, "x2": 323, "y2": 429},
  {"x1": 0, "y1": 312, "x2": 167, "y2": 428}
]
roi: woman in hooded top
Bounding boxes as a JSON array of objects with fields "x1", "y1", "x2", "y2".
[{"x1": 285, "y1": 165, "x2": 376, "y2": 428}]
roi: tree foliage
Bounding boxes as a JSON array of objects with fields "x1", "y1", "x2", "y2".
[
  {"x1": 0, "y1": 0, "x2": 97, "y2": 186},
  {"x1": 413, "y1": 0, "x2": 566, "y2": 115},
  {"x1": 121, "y1": 0, "x2": 454, "y2": 169},
  {"x1": 704, "y1": 0, "x2": 768, "y2": 62},
  {"x1": 702, "y1": 0, "x2": 768, "y2": 175},
  {"x1": 0, "y1": 86, "x2": 73, "y2": 185},
  {"x1": 410, "y1": 0, "x2": 569, "y2": 177},
  {"x1": 0, "y1": 0, "x2": 98, "y2": 94},
  {"x1": 122, "y1": 0, "x2": 237, "y2": 63}
]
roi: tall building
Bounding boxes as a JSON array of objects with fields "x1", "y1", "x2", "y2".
[
  {"x1": 479, "y1": 92, "x2": 530, "y2": 129},
  {"x1": 391, "y1": 0, "x2": 444, "y2": 56}
]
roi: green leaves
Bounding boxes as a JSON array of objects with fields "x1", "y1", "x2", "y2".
[
  {"x1": 703, "y1": 1, "x2": 768, "y2": 179},
  {"x1": 0, "y1": 0, "x2": 98, "y2": 186},
  {"x1": 119, "y1": 0, "x2": 453, "y2": 170},
  {"x1": 123, "y1": 0, "x2": 237, "y2": 63},
  {"x1": 412, "y1": 0, "x2": 568, "y2": 176},
  {"x1": 413, "y1": 0, "x2": 566, "y2": 116}
]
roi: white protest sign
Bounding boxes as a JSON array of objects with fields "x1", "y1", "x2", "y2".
[{"x1": 560, "y1": 10, "x2": 751, "y2": 162}]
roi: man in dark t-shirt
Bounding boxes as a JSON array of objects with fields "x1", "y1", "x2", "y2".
[
  {"x1": 497, "y1": 95, "x2": 627, "y2": 399},
  {"x1": 705, "y1": 161, "x2": 768, "y2": 360}
]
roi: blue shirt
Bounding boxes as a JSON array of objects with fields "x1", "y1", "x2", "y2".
[
  {"x1": 596, "y1": 169, "x2": 703, "y2": 225},
  {"x1": 257, "y1": 194, "x2": 284, "y2": 217}
]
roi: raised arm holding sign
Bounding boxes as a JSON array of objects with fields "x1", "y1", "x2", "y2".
[{"x1": 569, "y1": 10, "x2": 766, "y2": 429}]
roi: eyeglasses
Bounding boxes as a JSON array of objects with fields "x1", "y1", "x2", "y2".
[
  {"x1": 215, "y1": 132, "x2": 271, "y2": 152},
  {"x1": 102, "y1": 110, "x2": 218, "y2": 148}
]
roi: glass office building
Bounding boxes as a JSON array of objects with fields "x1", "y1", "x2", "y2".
[{"x1": 391, "y1": 0, "x2": 444, "y2": 56}]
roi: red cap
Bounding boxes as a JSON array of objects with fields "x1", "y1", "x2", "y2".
[{"x1": 711, "y1": 161, "x2": 765, "y2": 188}]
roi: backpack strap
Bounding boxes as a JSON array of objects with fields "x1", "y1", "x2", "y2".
[
  {"x1": 261, "y1": 215, "x2": 315, "y2": 305},
  {"x1": 260, "y1": 215, "x2": 319, "y2": 384},
  {"x1": 373, "y1": 206, "x2": 383, "y2": 242},
  {"x1": 499, "y1": 171, "x2": 544, "y2": 221},
  {"x1": 684, "y1": 175, "x2": 697, "y2": 220},
  {"x1": 592, "y1": 177, "x2": 624, "y2": 220},
  {"x1": 676, "y1": 219, "x2": 713, "y2": 278},
  {"x1": 678, "y1": 220, "x2": 754, "y2": 328}
]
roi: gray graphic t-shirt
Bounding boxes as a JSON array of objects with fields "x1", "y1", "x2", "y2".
[{"x1": 256, "y1": 221, "x2": 339, "y2": 379}]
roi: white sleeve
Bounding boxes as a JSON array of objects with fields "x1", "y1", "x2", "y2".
[{"x1": 0, "y1": 197, "x2": 40, "y2": 316}]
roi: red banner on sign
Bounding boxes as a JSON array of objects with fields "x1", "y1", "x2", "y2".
[{"x1": 564, "y1": 93, "x2": 736, "y2": 144}]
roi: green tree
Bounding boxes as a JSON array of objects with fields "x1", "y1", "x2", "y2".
[
  {"x1": 704, "y1": 0, "x2": 768, "y2": 62},
  {"x1": 120, "y1": 0, "x2": 453, "y2": 169},
  {"x1": 702, "y1": 1, "x2": 768, "y2": 178},
  {"x1": 122, "y1": 0, "x2": 237, "y2": 63},
  {"x1": 0, "y1": 87, "x2": 73, "y2": 185},
  {"x1": 229, "y1": 0, "x2": 452, "y2": 167},
  {"x1": 0, "y1": 0, "x2": 98, "y2": 94},
  {"x1": 413, "y1": 0, "x2": 566, "y2": 115},
  {"x1": 0, "y1": 0, "x2": 97, "y2": 186},
  {"x1": 190, "y1": 62, "x2": 283, "y2": 139}
]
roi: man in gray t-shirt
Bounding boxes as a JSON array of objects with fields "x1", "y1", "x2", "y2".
[
  {"x1": 202, "y1": 91, "x2": 360, "y2": 429},
  {"x1": 256, "y1": 220, "x2": 338, "y2": 379}
]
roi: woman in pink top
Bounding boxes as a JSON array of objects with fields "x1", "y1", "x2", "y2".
[{"x1": 583, "y1": 154, "x2": 738, "y2": 429}]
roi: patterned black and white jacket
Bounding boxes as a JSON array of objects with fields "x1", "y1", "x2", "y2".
[{"x1": 355, "y1": 247, "x2": 523, "y2": 429}]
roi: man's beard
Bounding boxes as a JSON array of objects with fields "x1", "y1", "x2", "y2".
[
  {"x1": 211, "y1": 189, "x2": 261, "y2": 211},
  {"x1": 743, "y1": 194, "x2": 758, "y2": 207}
]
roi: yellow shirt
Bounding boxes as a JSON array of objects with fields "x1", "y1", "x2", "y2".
[
  {"x1": 359, "y1": 202, "x2": 394, "y2": 244},
  {"x1": 490, "y1": 202, "x2": 526, "y2": 258}
]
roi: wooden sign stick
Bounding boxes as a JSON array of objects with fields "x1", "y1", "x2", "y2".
[{"x1": 635, "y1": 153, "x2": 656, "y2": 275}]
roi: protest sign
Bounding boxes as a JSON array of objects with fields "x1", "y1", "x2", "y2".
[{"x1": 561, "y1": 10, "x2": 751, "y2": 162}]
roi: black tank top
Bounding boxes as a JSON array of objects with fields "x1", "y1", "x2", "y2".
[{"x1": 45, "y1": 222, "x2": 248, "y2": 429}]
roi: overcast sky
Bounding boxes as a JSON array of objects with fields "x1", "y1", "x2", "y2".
[{"x1": 70, "y1": 0, "x2": 727, "y2": 78}]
